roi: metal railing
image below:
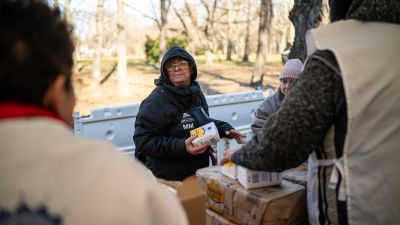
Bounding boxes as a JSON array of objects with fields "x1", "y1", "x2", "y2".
[{"x1": 73, "y1": 90, "x2": 267, "y2": 160}]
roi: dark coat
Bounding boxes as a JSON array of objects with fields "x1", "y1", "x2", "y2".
[{"x1": 133, "y1": 46, "x2": 233, "y2": 181}]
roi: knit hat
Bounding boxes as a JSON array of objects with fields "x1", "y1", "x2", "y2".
[{"x1": 279, "y1": 58, "x2": 303, "y2": 80}]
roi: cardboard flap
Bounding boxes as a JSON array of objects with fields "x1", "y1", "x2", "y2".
[
  {"x1": 176, "y1": 175, "x2": 206, "y2": 225},
  {"x1": 177, "y1": 175, "x2": 205, "y2": 201}
]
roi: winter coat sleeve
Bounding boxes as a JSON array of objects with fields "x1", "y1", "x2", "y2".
[
  {"x1": 231, "y1": 50, "x2": 346, "y2": 172},
  {"x1": 133, "y1": 95, "x2": 189, "y2": 159},
  {"x1": 251, "y1": 96, "x2": 275, "y2": 134},
  {"x1": 210, "y1": 118, "x2": 234, "y2": 138}
]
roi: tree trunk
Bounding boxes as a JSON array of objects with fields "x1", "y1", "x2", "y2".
[
  {"x1": 242, "y1": 0, "x2": 252, "y2": 63},
  {"x1": 320, "y1": 0, "x2": 330, "y2": 25},
  {"x1": 92, "y1": 0, "x2": 104, "y2": 84},
  {"x1": 53, "y1": 0, "x2": 59, "y2": 8},
  {"x1": 63, "y1": 0, "x2": 80, "y2": 70},
  {"x1": 226, "y1": 0, "x2": 233, "y2": 61},
  {"x1": 251, "y1": 0, "x2": 272, "y2": 86},
  {"x1": 204, "y1": 49, "x2": 213, "y2": 64},
  {"x1": 279, "y1": 31, "x2": 287, "y2": 52},
  {"x1": 201, "y1": 0, "x2": 218, "y2": 64},
  {"x1": 288, "y1": 0, "x2": 329, "y2": 61},
  {"x1": 65, "y1": 0, "x2": 71, "y2": 22},
  {"x1": 174, "y1": 9, "x2": 197, "y2": 54},
  {"x1": 159, "y1": 0, "x2": 170, "y2": 63},
  {"x1": 117, "y1": 0, "x2": 130, "y2": 96}
]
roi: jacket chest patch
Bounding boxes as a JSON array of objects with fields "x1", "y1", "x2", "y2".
[{"x1": 181, "y1": 113, "x2": 195, "y2": 130}]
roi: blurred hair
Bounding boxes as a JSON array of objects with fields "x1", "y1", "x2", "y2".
[
  {"x1": 329, "y1": 0, "x2": 353, "y2": 22},
  {"x1": 0, "y1": 0, "x2": 75, "y2": 106}
]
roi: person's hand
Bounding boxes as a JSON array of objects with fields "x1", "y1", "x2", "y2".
[
  {"x1": 185, "y1": 135, "x2": 209, "y2": 155},
  {"x1": 219, "y1": 147, "x2": 240, "y2": 165},
  {"x1": 225, "y1": 129, "x2": 245, "y2": 144}
]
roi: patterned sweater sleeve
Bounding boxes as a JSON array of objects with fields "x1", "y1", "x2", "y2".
[{"x1": 231, "y1": 52, "x2": 346, "y2": 171}]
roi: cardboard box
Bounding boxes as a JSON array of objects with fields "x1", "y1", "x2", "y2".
[
  {"x1": 220, "y1": 162, "x2": 238, "y2": 179},
  {"x1": 158, "y1": 176, "x2": 206, "y2": 225},
  {"x1": 206, "y1": 208, "x2": 238, "y2": 225},
  {"x1": 191, "y1": 122, "x2": 220, "y2": 148},
  {"x1": 197, "y1": 166, "x2": 307, "y2": 225},
  {"x1": 177, "y1": 176, "x2": 206, "y2": 225},
  {"x1": 237, "y1": 166, "x2": 281, "y2": 189}
]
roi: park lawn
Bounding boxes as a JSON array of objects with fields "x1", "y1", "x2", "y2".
[{"x1": 73, "y1": 55, "x2": 283, "y2": 116}]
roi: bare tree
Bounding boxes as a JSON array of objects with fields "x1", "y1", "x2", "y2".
[
  {"x1": 242, "y1": 0, "x2": 252, "y2": 62},
  {"x1": 65, "y1": 0, "x2": 71, "y2": 22},
  {"x1": 250, "y1": 0, "x2": 272, "y2": 86},
  {"x1": 201, "y1": 0, "x2": 219, "y2": 64},
  {"x1": 173, "y1": 1, "x2": 203, "y2": 54},
  {"x1": 52, "y1": 0, "x2": 71, "y2": 22},
  {"x1": 92, "y1": 0, "x2": 104, "y2": 84},
  {"x1": 173, "y1": 6, "x2": 191, "y2": 50},
  {"x1": 117, "y1": 0, "x2": 130, "y2": 96},
  {"x1": 159, "y1": 0, "x2": 171, "y2": 62},
  {"x1": 226, "y1": 0, "x2": 233, "y2": 61},
  {"x1": 53, "y1": 0, "x2": 59, "y2": 8},
  {"x1": 288, "y1": 0, "x2": 329, "y2": 61},
  {"x1": 175, "y1": 0, "x2": 218, "y2": 64},
  {"x1": 263, "y1": 2, "x2": 293, "y2": 55},
  {"x1": 125, "y1": 2, "x2": 159, "y2": 27},
  {"x1": 173, "y1": 0, "x2": 259, "y2": 63},
  {"x1": 320, "y1": 0, "x2": 330, "y2": 25}
]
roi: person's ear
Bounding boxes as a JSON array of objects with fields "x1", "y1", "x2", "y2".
[
  {"x1": 43, "y1": 74, "x2": 75, "y2": 125},
  {"x1": 43, "y1": 74, "x2": 67, "y2": 115}
]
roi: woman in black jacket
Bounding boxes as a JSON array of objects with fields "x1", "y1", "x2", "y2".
[{"x1": 133, "y1": 46, "x2": 244, "y2": 181}]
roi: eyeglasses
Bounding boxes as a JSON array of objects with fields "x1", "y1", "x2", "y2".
[{"x1": 166, "y1": 61, "x2": 189, "y2": 72}]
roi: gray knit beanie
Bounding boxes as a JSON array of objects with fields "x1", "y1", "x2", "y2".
[{"x1": 279, "y1": 58, "x2": 303, "y2": 80}]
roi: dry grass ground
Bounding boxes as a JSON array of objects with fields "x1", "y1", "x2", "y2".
[{"x1": 73, "y1": 55, "x2": 283, "y2": 116}]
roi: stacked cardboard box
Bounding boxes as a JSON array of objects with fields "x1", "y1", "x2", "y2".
[
  {"x1": 158, "y1": 176, "x2": 206, "y2": 225},
  {"x1": 206, "y1": 208, "x2": 238, "y2": 225},
  {"x1": 197, "y1": 166, "x2": 307, "y2": 225}
]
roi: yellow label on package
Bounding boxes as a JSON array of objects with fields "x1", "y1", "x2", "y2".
[
  {"x1": 205, "y1": 181, "x2": 225, "y2": 214},
  {"x1": 190, "y1": 126, "x2": 205, "y2": 137},
  {"x1": 190, "y1": 122, "x2": 220, "y2": 147}
]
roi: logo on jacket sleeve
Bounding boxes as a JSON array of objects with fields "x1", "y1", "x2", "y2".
[{"x1": 0, "y1": 202, "x2": 62, "y2": 225}]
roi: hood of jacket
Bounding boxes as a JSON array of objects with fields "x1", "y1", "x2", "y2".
[
  {"x1": 153, "y1": 46, "x2": 205, "y2": 109},
  {"x1": 155, "y1": 46, "x2": 198, "y2": 86}
]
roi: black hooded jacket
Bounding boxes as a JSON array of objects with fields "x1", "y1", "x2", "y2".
[{"x1": 133, "y1": 46, "x2": 233, "y2": 181}]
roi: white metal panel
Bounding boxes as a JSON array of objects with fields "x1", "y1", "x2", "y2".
[{"x1": 73, "y1": 90, "x2": 266, "y2": 160}]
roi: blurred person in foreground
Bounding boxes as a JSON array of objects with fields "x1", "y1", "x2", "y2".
[
  {"x1": 133, "y1": 46, "x2": 245, "y2": 181},
  {"x1": 221, "y1": 0, "x2": 400, "y2": 224},
  {"x1": 0, "y1": 1, "x2": 187, "y2": 225},
  {"x1": 251, "y1": 58, "x2": 303, "y2": 134}
]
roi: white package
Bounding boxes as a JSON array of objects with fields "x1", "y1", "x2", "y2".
[
  {"x1": 237, "y1": 166, "x2": 281, "y2": 189},
  {"x1": 190, "y1": 122, "x2": 220, "y2": 148}
]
